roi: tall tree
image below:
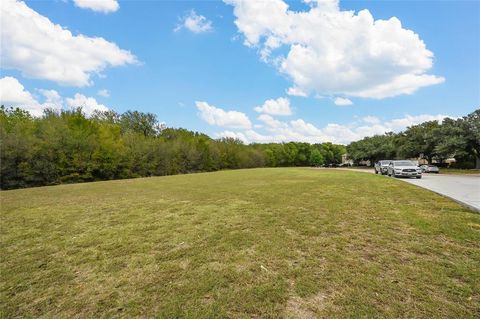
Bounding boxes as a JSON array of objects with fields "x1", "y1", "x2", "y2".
[
  {"x1": 434, "y1": 117, "x2": 468, "y2": 162},
  {"x1": 120, "y1": 110, "x2": 162, "y2": 137},
  {"x1": 463, "y1": 109, "x2": 480, "y2": 168},
  {"x1": 309, "y1": 148, "x2": 324, "y2": 166},
  {"x1": 396, "y1": 121, "x2": 440, "y2": 163},
  {"x1": 346, "y1": 134, "x2": 395, "y2": 166}
]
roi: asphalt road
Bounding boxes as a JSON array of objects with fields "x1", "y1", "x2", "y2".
[
  {"x1": 340, "y1": 168, "x2": 480, "y2": 212},
  {"x1": 402, "y1": 174, "x2": 480, "y2": 212}
]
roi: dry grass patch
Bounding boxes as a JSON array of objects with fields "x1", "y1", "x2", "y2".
[{"x1": 1, "y1": 168, "x2": 479, "y2": 318}]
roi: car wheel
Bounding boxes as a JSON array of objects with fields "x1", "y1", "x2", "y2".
[{"x1": 416, "y1": 176, "x2": 422, "y2": 179}]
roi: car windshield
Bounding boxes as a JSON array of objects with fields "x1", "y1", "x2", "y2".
[
  {"x1": 394, "y1": 161, "x2": 416, "y2": 166},
  {"x1": 380, "y1": 161, "x2": 390, "y2": 164}
]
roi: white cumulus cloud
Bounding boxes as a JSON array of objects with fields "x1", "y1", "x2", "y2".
[
  {"x1": 385, "y1": 114, "x2": 450, "y2": 130},
  {"x1": 1, "y1": 77, "x2": 114, "y2": 117},
  {"x1": 1, "y1": 76, "x2": 44, "y2": 116},
  {"x1": 225, "y1": 0, "x2": 444, "y2": 99},
  {"x1": 254, "y1": 117, "x2": 332, "y2": 144},
  {"x1": 175, "y1": 10, "x2": 213, "y2": 34},
  {"x1": 216, "y1": 130, "x2": 274, "y2": 144},
  {"x1": 97, "y1": 89, "x2": 110, "y2": 97},
  {"x1": 196, "y1": 101, "x2": 252, "y2": 129},
  {"x1": 73, "y1": 0, "x2": 119, "y2": 13},
  {"x1": 334, "y1": 97, "x2": 353, "y2": 106},
  {"x1": 216, "y1": 112, "x2": 453, "y2": 145},
  {"x1": 0, "y1": 76, "x2": 63, "y2": 116},
  {"x1": 286, "y1": 86, "x2": 307, "y2": 97},
  {"x1": 254, "y1": 97, "x2": 292, "y2": 115},
  {"x1": 362, "y1": 116, "x2": 380, "y2": 124},
  {"x1": 1, "y1": 0, "x2": 137, "y2": 87},
  {"x1": 257, "y1": 114, "x2": 288, "y2": 129},
  {"x1": 37, "y1": 89, "x2": 63, "y2": 110},
  {"x1": 66, "y1": 93, "x2": 109, "y2": 116}
]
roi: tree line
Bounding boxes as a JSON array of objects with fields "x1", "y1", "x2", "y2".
[
  {"x1": 2, "y1": 106, "x2": 478, "y2": 189},
  {"x1": 0, "y1": 107, "x2": 345, "y2": 189},
  {"x1": 346, "y1": 109, "x2": 480, "y2": 168}
]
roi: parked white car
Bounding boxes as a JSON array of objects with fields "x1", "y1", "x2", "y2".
[
  {"x1": 374, "y1": 160, "x2": 392, "y2": 175},
  {"x1": 387, "y1": 160, "x2": 422, "y2": 179},
  {"x1": 420, "y1": 164, "x2": 440, "y2": 173}
]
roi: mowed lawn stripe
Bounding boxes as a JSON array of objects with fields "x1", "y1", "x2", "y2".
[{"x1": 1, "y1": 168, "x2": 479, "y2": 318}]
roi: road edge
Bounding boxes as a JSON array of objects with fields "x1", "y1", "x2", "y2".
[{"x1": 318, "y1": 167, "x2": 480, "y2": 214}]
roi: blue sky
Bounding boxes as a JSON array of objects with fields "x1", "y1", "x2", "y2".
[{"x1": 1, "y1": 0, "x2": 479, "y2": 144}]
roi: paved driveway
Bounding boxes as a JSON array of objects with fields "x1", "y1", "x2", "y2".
[
  {"x1": 402, "y1": 174, "x2": 480, "y2": 212},
  {"x1": 337, "y1": 168, "x2": 480, "y2": 212}
]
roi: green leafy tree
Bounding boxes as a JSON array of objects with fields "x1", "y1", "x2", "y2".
[
  {"x1": 1, "y1": 105, "x2": 477, "y2": 190},
  {"x1": 0, "y1": 106, "x2": 37, "y2": 188},
  {"x1": 434, "y1": 117, "x2": 468, "y2": 162},
  {"x1": 309, "y1": 148, "x2": 324, "y2": 166},
  {"x1": 120, "y1": 110, "x2": 162, "y2": 137},
  {"x1": 396, "y1": 121, "x2": 440, "y2": 163},
  {"x1": 463, "y1": 109, "x2": 480, "y2": 168},
  {"x1": 346, "y1": 134, "x2": 395, "y2": 166}
]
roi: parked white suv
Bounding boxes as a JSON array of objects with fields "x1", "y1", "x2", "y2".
[{"x1": 387, "y1": 160, "x2": 422, "y2": 179}]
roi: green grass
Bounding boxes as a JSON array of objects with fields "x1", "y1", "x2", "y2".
[{"x1": 1, "y1": 168, "x2": 479, "y2": 318}]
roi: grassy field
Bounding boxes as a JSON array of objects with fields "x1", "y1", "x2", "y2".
[
  {"x1": 349, "y1": 166, "x2": 373, "y2": 169},
  {"x1": 1, "y1": 168, "x2": 479, "y2": 318}
]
